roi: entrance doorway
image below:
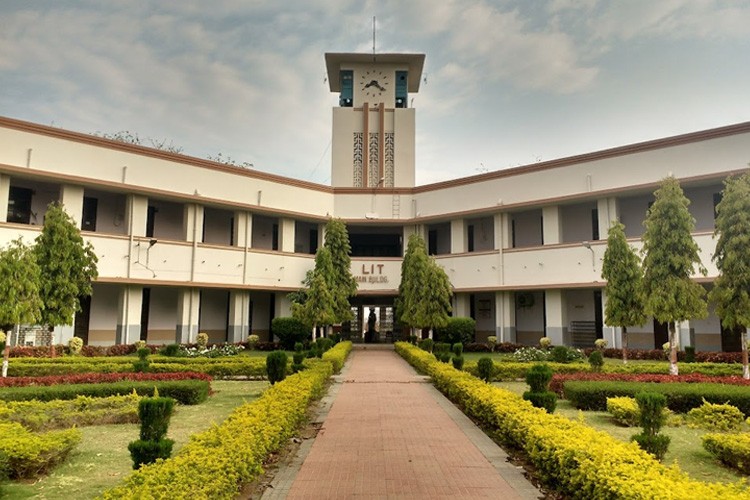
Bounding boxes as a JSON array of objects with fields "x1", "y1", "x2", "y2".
[
  {"x1": 654, "y1": 320, "x2": 669, "y2": 349},
  {"x1": 343, "y1": 296, "x2": 399, "y2": 343}
]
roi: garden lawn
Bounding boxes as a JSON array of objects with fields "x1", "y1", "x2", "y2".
[
  {"x1": 2, "y1": 380, "x2": 267, "y2": 499},
  {"x1": 493, "y1": 381, "x2": 747, "y2": 485}
]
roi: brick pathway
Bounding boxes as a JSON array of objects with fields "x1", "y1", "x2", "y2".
[{"x1": 281, "y1": 348, "x2": 539, "y2": 499}]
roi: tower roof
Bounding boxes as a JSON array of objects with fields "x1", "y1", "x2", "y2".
[{"x1": 325, "y1": 53, "x2": 425, "y2": 92}]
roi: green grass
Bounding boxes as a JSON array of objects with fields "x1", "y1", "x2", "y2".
[
  {"x1": 493, "y1": 381, "x2": 746, "y2": 485},
  {"x1": 2, "y1": 380, "x2": 268, "y2": 499}
]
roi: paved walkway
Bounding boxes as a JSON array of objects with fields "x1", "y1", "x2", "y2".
[{"x1": 265, "y1": 347, "x2": 540, "y2": 499}]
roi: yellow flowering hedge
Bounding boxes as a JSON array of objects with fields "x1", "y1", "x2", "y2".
[
  {"x1": 396, "y1": 342, "x2": 750, "y2": 499},
  {"x1": 322, "y1": 340, "x2": 352, "y2": 374},
  {"x1": 99, "y1": 341, "x2": 351, "y2": 499},
  {"x1": 703, "y1": 433, "x2": 750, "y2": 474},
  {"x1": 0, "y1": 422, "x2": 81, "y2": 479}
]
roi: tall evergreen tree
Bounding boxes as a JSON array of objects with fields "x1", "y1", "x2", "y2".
[
  {"x1": 601, "y1": 221, "x2": 647, "y2": 364},
  {"x1": 709, "y1": 173, "x2": 750, "y2": 379},
  {"x1": 419, "y1": 258, "x2": 453, "y2": 336},
  {"x1": 0, "y1": 238, "x2": 43, "y2": 376},
  {"x1": 398, "y1": 233, "x2": 430, "y2": 337},
  {"x1": 33, "y1": 202, "x2": 99, "y2": 334},
  {"x1": 292, "y1": 248, "x2": 336, "y2": 341},
  {"x1": 641, "y1": 177, "x2": 707, "y2": 375},
  {"x1": 323, "y1": 218, "x2": 357, "y2": 324}
]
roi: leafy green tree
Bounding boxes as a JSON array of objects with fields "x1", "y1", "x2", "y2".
[
  {"x1": 601, "y1": 221, "x2": 647, "y2": 364},
  {"x1": 0, "y1": 238, "x2": 43, "y2": 376},
  {"x1": 709, "y1": 173, "x2": 750, "y2": 379},
  {"x1": 323, "y1": 218, "x2": 357, "y2": 324},
  {"x1": 398, "y1": 234, "x2": 453, "y2": 337},
  {"x1": 641, "y1": 177, "x2": 707, "y2": 375},
  {"x1": 292, "y1": 248, "x2": 336, "y2": 341},
  {"x1": 33, "y1": 202, "x2": 99, "y2": 334}
]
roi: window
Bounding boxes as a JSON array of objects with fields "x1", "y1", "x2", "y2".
[
  {"x1": 82, "y1": 196, "x2": 98, "y2": 231},
  {"x1": 7, "y1": 186, "x2": 32, "y2": 224},
  {"x1": 340, "y1": 70, "x2": 353, "y2": 107},
  {"x1": 395, "y1": 71, "x2": 408, "y2": 108}
]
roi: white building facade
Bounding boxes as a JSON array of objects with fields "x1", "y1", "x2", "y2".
[{"x1": 0, "y1": 51, "x2": 747, "y2": 351}]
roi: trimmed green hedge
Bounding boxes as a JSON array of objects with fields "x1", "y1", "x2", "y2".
[
  {"x1": 564, "y1": 380, "x2": 750, "y2": 415},
  {"x1": 322, "y1": 341, "x2": 352, "y2": 374},
  {"x1": 0, "y1": 380, "x2": 209, "y2": 405},
  {"x1": 395, "y1": 342, "x2": 750, "y2": 499},
  {"x1": 0, "y1": 394, "x2": 140, "y2": 431},
  {"x1": 703, "y1": 433, "x2": 750, "y2": 474}
]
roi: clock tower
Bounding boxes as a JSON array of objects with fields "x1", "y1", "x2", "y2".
[{"x1": 325, "y1": 53, "x2": 425, "y2": 189}]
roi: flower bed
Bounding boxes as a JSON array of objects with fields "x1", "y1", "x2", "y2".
[
  {"x1": 550, "y1": 372, "x2": 750, "y2": 396},
  {"x1": 395, "y1": 342, "x2": 750, "y2": 499},
  {"x1": 0, "y1": 371, "x2": 212, "y2": 387}
]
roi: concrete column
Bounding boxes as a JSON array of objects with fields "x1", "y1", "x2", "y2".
[
  {"x1": 453, "y1": 293, "x2": 471, "y2": 318},
  {"x1": 274, "y1": 291, "x2": 292, "y2": 318},
  {"x1": 600, "y1": 289, "x2": 620, "y2": 348},
  {"x1": 542, "y1": 206, "x2": 562, "y2": 245},
  {"x1": 233, "y1": 211, "x2": 250, "y2": 248},
  {"x1": 317, "y1": 222, "x2": 325, "y2": 250},
  {"x1": 495, "y1": 291, "x2": 516, "y2": 343},
  {"x1": 176, "y1": 288, "x2": 201, "y2": 343},
  {"x1": 494, "y1": 213, "x2": 511, "y2": 250},
  {"x1": 227, "y1": 290, "x2": 251, "y2": 343},
  {"x1": 597, "y1": 197, "x2": 619, "y2": 240},
  {"x1": 402, "y1": 225, "x2": 417, "y2": 256},
  {"x1": 184, "y1": 203, "x2": 204, "y2": 242},
  {"x1": 60, "y1": 184, "x2": 85, "y2": 227},
  {"x1": 116, "y1": 285, "x2": 143, "y2": 344},
  {"x1": 450, "y1": 219, "x2": 466, "y2": 254},
  {"x1": 279, "y1": 218, "x2": 295, "y2": 252},
  {"x1": 0, "y1": 174, "x2": 10, "y2": 223},
  {"x1": 678, "y1": 320, "x2": 694, "y2": 348},
  {"x1": 127, "y1": 194, "x2": 149, "y2": 237},
  {"x1": 545, "y1": 289, "x2": 569, "y2": 346}
]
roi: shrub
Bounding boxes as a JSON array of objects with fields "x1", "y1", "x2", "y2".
[
  {"x1": 687, "y1": 400, "x2": 744, "y2": 432},
  {"x1": 160, "y1": 344, "x2": 182, "y2": 357},
  {"x1": 511, "y1": 346, "x2": 549, "y2": 362},
  {"x1": 247, "y1": 334, "x2": 260, "y2": 349},
  {"x1": 0, "y1": 422, "x2": 81, "y2": 479},
  {"x1": 271, "y1": 317, "x2": 309, "y2": 350},
  {"x1": 685, "y1": 346, "x2": 696, "y2": 363},
  {"x1": 452, "y1": 356, "x2": 464, "y2": 370},
  {"x1": 128, "y1": 439, "x2": 175, "y2": 470},
  {"x1": 550, "y1": 345, "x2": 584, "y2": 363},
  {"x1": 452, "y1": 343, "x2": 463, "y2": 356},
  {"x1": 133, "y1": 347, "x2": 151, "y2": 373},
  {"x1": 522, "y1": 364, "x2": 557, "y2": 413},
  {"x1": 68, "y1": 336, "x2": 84, "y2": 355},
  {"x1": 588, "y1": 350, "x2": 604, "y2": 372},
  {"x1": 607, "y1": 396, "x2": 641, "y2": 426},
  {"x1": 129, "y1": 395, "x2": 176, "y2": 469},
  {"x1": 418, "y1": 338, "x2": 434, "y2": 353},
  {"x1": 594, "y1": 339, "x2": 608, "y2": 350},
  {"x1": 101, "y1": 363, "x2": 333, "y2": 499},
  {"x1": 703, "y1": 433, "x2": 750, "y2": 474},
  {"x1": 435, "y1": 317, "x2": 475, "y2": 345},
  {"x1": 477, "y1": 357, "x2": 494, "y2": 382},
  {"x1": 134, "y1": 340, "x2": 146, "y2": 351},
  {"x1": 631, "y1": 392, "x2": 670, "y2": 460},
  {"x1": 321, "y1": 341, "x2": 352, "y2": 374},
  {"x1": 317, "y1": 338, "x2": 334, "y2": 353},
  {"x1": 486, "y1": 336, "x2": 497, "y2": 350},
  {"x1": 0, "y1": 372, "x2": 211, "y2": 388},
  {"x1": 266, "y1": 351, "x2": 288, "y2": 385},
  {"x1": 464, "y1": 342, "x2": 491, "y2": 352},
  {"x1": 196, "y1": 333, "x2": 209, "y2": 350},
  {"x1": 550, "y1": 372, "x2": 750, "y2": 396},
  {"x1": 394, "y1": 342, "x2": 749, "y2": 499}
]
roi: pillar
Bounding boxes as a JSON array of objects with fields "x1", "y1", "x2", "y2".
[
  {"x1": 279, "y1": 218, "x2": 295, "y2": 252},
  {"x1": 127, "y1": 194, "x2": 149, "y2": 237},
  {"x1": 597, "y1": 197, "x2": 619, "y2": 240},
  {"x1": 0, "y1": 174, "x2": 10, "y2": 223},
  {"x1": 678, "y1": 320, "x2": 694, "y2": 348},
  {"x1": 184, "y1": 203, "x2": 204, "y2": 242},
  {"x1": 228, "y1": 290, "x2": 251, "y2": 343},
  {"x1": 274, "y1": 291, "x2": 292, "y2": 318},
  {"x1": 176, "y1": 288, "x2": 201, "y2": 343},
  {"x1": 453, "y1": 293, "x2": 471, "y2": 318},
  {"x1": 542, "y1": 206, "x2": 562, "y2": 245},
  {"x1": 450, "y1": 219, "x2": 466, "y2": 254},
  {"x1": 495, "y1": 291, "x2": 516, "y2": 343},
  {"x1": 116, "y1": 285, "x2": 143, "y2": 344},
  {"x1": 495, "y1": 213, "x2": 511, "y2": 250},
  {"x1": 233, "y1": 211, "x2": 251, "y2": 248},
  {"x1": 60, "y1": 184, "x2": 84, "y2": 227},
  {"x1": 600, "y1": 290, "x2": 620, "y2": 348},
  {"x1": 545, "y1": 289, "x2": 568, "y2": 345},
  {"x1": 403, "y1": 225, "x2": 417, "y2": 256}
]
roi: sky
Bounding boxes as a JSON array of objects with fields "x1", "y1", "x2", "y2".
[{"x1": 1, "y1": 1, "x2": 749, "y2": 186}]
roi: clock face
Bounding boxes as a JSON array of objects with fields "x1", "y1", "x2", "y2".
[{"x1": 360, "y1": 69, "x2": 389, "y2": 98}]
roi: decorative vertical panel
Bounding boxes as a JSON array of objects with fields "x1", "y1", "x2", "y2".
[
  {"x1": 352, "y1": 132, "x2": 363, "y2": 188},
  {"x1": 368, "y1": 132, "x2": 379, "y2": 187},
  {"x1": 384, "y1": 132, "x2": 395, "y2": 188}
]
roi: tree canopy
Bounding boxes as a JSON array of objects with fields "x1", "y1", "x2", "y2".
[
  {"x1": 709, "y1": 173, "x2": 750, "y2": 378},
  {"x1": 641, "y1": 177, "x2": 707, "y2": 375},
  {"x1": 33, "y1": 202, "x2": 99, "y2": 329},
  {"x1": 292, "y1": 248, "x2": 336, "y2": 338},
  {"x1": 601, "y1": 221, "x2": 647, "y2": 363},
  {"x1": 323, "y1": 218, "x2": 357, "y2": 323},
  {"x1": 0, "y1": 238, "x2": 43, "y2": 328}
]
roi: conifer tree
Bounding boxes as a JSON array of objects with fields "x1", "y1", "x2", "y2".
[
  {"x1": 0, "y1": 238, "x2": 43, "y2": 376},
  {"x1": 33, "y1": 202, "x2": 99, "y2": 334},
  {"x1": 323, "y1": 218, "x2": 357, "y2": 324},
  {"x1": 419, "y1": 258, "x2": 453, "y2": 336},
  {"x1": 601, "y1": 221, "x2": 647, "y2": 364},
  {"x1": 709, "y1": 173, "x2": 750, "y2": 379},
  {"x1": 641, "y1": 177, "x2": 707, "y2": 375},
  {"x1": 292, "y1": 248, "x2": 336, "y2": 341}
]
